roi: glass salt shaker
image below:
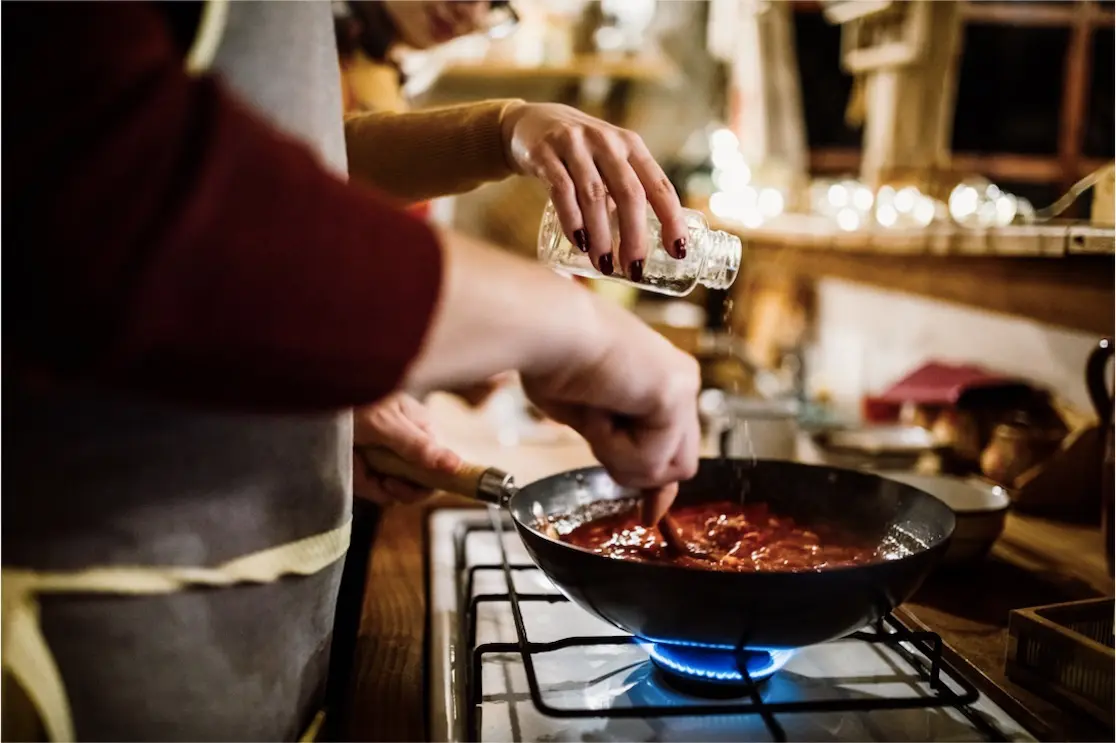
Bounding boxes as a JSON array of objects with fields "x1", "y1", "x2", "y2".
[{"x1": 537, "y1": 200, "x2": 743, "y2": 297}]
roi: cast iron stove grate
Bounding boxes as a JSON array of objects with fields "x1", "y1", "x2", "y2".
[{"x1": 459, "y1": 514, "x2": 1006, "y2": 743}]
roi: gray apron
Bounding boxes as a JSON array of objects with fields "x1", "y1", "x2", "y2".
[{"x1": 2, "y1": 2, "x2": 355, "y2": 739}]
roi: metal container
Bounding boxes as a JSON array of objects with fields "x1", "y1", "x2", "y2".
[
  {"x1": 879, "y1": 472, "x2": 1010, "y2": 566},
  {"x1": 806, "y1": 424, "x2": 945, "y2": 471},
  {"x1": 698, "y1": 389, "x2": 799, "y2": 460}
]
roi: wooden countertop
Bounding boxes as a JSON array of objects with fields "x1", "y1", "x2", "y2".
[{"x1": 341, "y1": 394, "x2": 1114, "y2": 741}]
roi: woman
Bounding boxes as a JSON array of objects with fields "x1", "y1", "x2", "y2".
[
  {"x1": 3, "y1": 2, "x2": 693, "y2": 740},
  {"x1": 335, "y1": 1, "x2": 522, "y2": 504},
  {"x1": 336, "y1": 1, "x2": 518, "y2": 113},
  {"x1": 336, "y1": 1, "x2": 682, "y2": 505},
  {"x1": 335, "y1": 1, "x2": 519, "y2": 505}
]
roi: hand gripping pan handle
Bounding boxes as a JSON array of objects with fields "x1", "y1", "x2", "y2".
[{"x1": 356, "y1": 445, "x2": 517, "y2": 508}]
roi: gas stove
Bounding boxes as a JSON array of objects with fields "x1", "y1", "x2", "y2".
[{"x1": 428, "y1": 508, "x2": 1035, "y2": 742}]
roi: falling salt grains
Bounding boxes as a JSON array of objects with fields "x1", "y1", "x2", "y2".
[
  {"x1": 743, "y1": 419, "x2": 758, "y2": 468},
  {"x1": 719, "y1": 295, "x2": 756, "y2": 506}
]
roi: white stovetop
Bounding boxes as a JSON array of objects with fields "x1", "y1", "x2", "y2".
[{"x1": 427, "y1": 508, "x2": 1035, "y2": 743}]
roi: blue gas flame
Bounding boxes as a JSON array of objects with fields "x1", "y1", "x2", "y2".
[{"x1": 645, "y1": 642, "x2": 797, "y2": 684}]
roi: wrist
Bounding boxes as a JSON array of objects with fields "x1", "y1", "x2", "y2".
[
  {"x1": 521, "y1": 275, "x2": 610, "y2": 381},
  {"x1": 497, "y1": 100, "x2": 529, "y2": 174}
]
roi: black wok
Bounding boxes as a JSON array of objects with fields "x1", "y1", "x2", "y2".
[{"x1": 361, "y1": 449, "x2": 955, "y2": 650}]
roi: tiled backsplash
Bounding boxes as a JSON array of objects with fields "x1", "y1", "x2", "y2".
[{"x1": 810, "y1": 278, "x2": 1105, "y2": 421}]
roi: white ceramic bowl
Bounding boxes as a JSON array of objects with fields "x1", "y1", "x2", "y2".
[{"x1": 879, "y1": 472, "x2": 1010, "y2": 566}]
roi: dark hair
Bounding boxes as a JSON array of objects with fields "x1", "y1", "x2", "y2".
[{"x1": 334, "y1": 2, "x2": 396, "y2": 63}]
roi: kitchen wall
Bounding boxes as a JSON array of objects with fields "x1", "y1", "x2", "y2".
[{"x1": 809, "y1": 278, "x2": 1104, "y2": 420}]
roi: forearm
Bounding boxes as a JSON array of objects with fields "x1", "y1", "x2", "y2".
[
  {"x1": 344, "y1": 100, "x2": 522, "y2": 202},
  {"x1": 404, "y1": 227, "x2": 602, "y2": 395}
]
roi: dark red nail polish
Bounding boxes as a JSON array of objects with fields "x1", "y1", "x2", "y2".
[
  {"x1": 629, "y1": 259, "x2": 644, "y2": 283},
  {"x1": 599, "y1": 253, "x2": 614, "y2": 276},
  {"x1": 574, "y1": 229, "x2": 589, "y2": 252},
  {"x1": 673, "y1": 237, "x2": 687, "y2": 259}
]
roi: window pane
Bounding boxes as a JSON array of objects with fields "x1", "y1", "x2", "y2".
[
  {"x1": 794, "y1": 10, "x2": 862, "y2": 148},
  {"x1": 1084, "y1": 29, "x2": 1114, "y2": 158},
  {"x1": 953, "y1": 24, "x2": 1067, "y2": 155}
]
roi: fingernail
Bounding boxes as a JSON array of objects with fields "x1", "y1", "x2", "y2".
[
  {"x1": 574, "y1": 229, "x2": 589, "y2": 252},
  {"x1": 629, "y1": 259, "x2": 644, "y2": 283},
  {"x1": 673, "y1": 237, "x2": 687, "y2": 259},
  {"x1": 598, "y1": 253, "x2": 614, "y2": 276}
]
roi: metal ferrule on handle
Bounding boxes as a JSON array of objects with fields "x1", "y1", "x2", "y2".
[{"x1": 356, "y1": 446, "x2": 516, "y2": 507}]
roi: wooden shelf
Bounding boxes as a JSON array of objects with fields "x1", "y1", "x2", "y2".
[
  {"x1": 439, "y1": 54, "x2": 680, "y2": 85},
  {"x1": 961, "y1": 0, "x2": 1115, "y2": 28},
  {"x1": 809, "y1": 148, "x2": 1111, "y2": 185},
  {"x1": 712, "y1": 214, "x2": 1116, "y2": 256},
  {"x1": 798, "y1": 0, "x2": 1116, "y2": 27},
  {"x1": 715, "y1": 217, "x2": 1115, "y2": 336}
]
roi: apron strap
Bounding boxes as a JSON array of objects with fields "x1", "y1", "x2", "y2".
[{"x1": 184, "y1": 0, "x2": 229, "y2": 75}]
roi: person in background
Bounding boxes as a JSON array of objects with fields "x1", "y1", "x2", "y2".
[
  {"x1": 334, "y1": 0, "x2": 600, "y2": 506},
  {"x1": 3, "y1": 2, "x2": 694, "y2": 740},
  {"x1": 335, "y1": 1, "x2": 514, "y2": 115},
  {"x1": 333, "y1": 0, "x2": 519, "y2": 504}
]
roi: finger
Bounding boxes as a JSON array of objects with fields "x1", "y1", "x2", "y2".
[
  {"x1": 392, "y1": 430, "x2": 462, "y2": 474},
  {"x1": 591, "y1": 134, "x2": 648, "y2": 278},
  {"x1": 420, "y1": 441, "x2": 463, "y2": 473},
  {"x1": 580, "y1": 411, "x2": 680, "y2": 488},
  {"x1": 646, "y1": 395, "x2": 702, "y2": 486},
  {"x1": 353, "y1": 464, "x2": 397, "y2": 505},
  {"x1": 559, "y1": 132, "x2": 615, "y2": 273},
  {"x1": 628, "y1": 138, "x2": 689, "y2": 258},
  {"x1": 353, "y1": 458, "x2": 389, "y2": 505},
  {"x1": 382, "y1": 416, "x2": 461, "y2": 473},
  {"x1": 354, "y1": 448, "x2": 437, "y2": 505},
  {"x1": 671, "y1": 412, "x2": 702, "y2": 483},
  {"x1": 630, "y1": 421, "x2": 686, "y2": 487},
  {"x1": 357, "y1": 408, "x2": 462, "y2": 476},
  {"x1": 640, "y1": 482, "x2": 679, "y2": 526},
  {"x1": 530, "y1": 149, "x2": 587, "y2": 252}
]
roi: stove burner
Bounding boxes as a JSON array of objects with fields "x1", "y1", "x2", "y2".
[{"x1": 646, "y1": 643, "x2": 796, "y2": 696}]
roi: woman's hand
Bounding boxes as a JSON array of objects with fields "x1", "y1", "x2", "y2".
[
  {"x1": 353, "y1": 393, "x2": 462, "y2": 505},
  {"x1": 500, "y1": 103, "x2": 689, "y2": 280}
]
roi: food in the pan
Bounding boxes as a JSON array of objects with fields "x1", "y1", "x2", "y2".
[{"x1": 560, "y1": 501, "x2": 884, "y2": 572}]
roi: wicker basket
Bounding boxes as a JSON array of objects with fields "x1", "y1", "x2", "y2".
[{"x1": 1005, "y1": 597, "x2": 1115, "y2": 729}]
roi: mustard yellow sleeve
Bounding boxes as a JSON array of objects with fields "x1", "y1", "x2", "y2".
[{"x1": 344, "y1": 99, "x2": 524, "y2": 203}]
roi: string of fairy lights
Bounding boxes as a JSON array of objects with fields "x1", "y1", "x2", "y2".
[{"x1": 698, "y1": 127, "x2": 1041, "y2": 232}]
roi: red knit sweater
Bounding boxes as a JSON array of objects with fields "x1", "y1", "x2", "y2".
[{"x1": 3, "y1": 1, "x2": 443, "y2": 412}]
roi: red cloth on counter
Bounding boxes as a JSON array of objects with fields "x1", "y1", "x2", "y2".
[
  {"x1": 874, "y1": 363, "x2": 1025, "y2": 406},
  {"x1": 3, "y1": 1, "x2": 443, "y2": 412}
]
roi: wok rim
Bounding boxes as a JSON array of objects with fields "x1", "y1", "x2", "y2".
[{"x1": 507, "y1": 459, "x2": 957, "y2": 579}]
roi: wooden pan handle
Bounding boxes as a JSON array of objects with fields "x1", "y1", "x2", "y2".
[{"x1": 356, "y1": 445, "x2": 514, "y2": 506}]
